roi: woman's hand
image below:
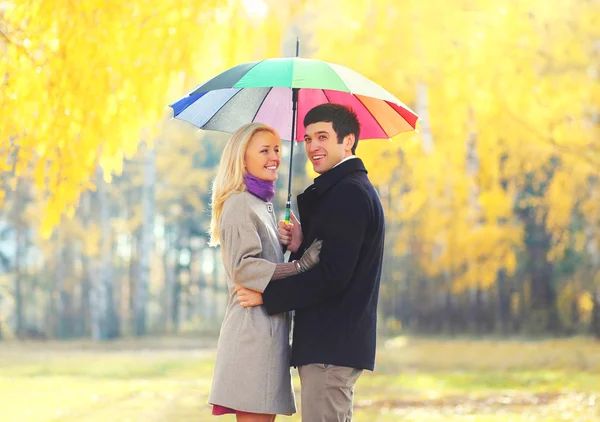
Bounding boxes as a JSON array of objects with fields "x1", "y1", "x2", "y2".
[
  {"x1": 235, "y1": 285, "x2": 263, "y2": 307},
  {"x1": 278, "y1": 210, "x2": 302, "y2": 252}
]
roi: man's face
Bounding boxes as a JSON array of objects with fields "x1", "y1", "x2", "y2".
[{"x1": 304, "y1": 122, "x2": 353, "y2": 174}]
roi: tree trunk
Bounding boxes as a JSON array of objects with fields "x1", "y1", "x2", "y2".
[
  {"x1": 14, "y1": 224, "x2": 24, "y2": 336},
  {"x1": 128, "y1": 230, "x2": 138, "y2": 326},
  {"x1": 172, "y1": 224, "x2": 188, "y2": 332},
  {"x1": 103, "y1": 200, "x2": 119, "y2": 339},
  {"x1": 80, "y1": 253, "x2": 92, "y2": 337},
  {"x1": 78, "y1": 192, "x2": 92, "y2": 337},
  {"x1": 526, "y1": 221, "x2": 560, "y2": 334},
  {"x1": 93, "y1": 166, "x2": 119, "y2": 340},
  {"x1": 89, "y1": 258, "x2": 104, "y2": 340},
  {"x1": 514, "y1": 273, "x2": 526, "y2": 333},
  {"x1": 134, "y1": 144, "x2": 155, "y2": 336},
  {"x1": 53, "y1": 239, "x2": 67, "y2": 338},
  {"x1": 12, "y1": 180, "x2": 25, "y2": 336},
  {"x1": 416, "y1": 82, "x2": 434, "y2": 154},
  {"x1": 591, "y1": 291, "x2": 600, "y2": 339},
  {"x1": 496, "y1": 268, "x2": 511, "y2": 334},
  {"x1": 162, "y1": 224, "x2": 175, "y2": 333},
  {"x1": 90, "y1": 173, "x2": 106, "y2": 341}
]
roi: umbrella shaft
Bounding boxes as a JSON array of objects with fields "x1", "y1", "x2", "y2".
[{"x1": 286, "y1": 88, "x2": 299, "y2": 223}]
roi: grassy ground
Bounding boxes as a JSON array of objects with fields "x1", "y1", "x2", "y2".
[{"x1": 0, "y1": 336, "x2": 599, "y2": 421}]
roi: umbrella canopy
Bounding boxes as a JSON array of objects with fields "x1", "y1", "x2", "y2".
[{"x1": 170, "y1": 58, "x2": 419, "y2": 141}]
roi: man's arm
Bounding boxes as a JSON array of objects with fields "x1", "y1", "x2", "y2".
[{"x1": 260, "y1": 183, "x2": 370, "y2": 315}]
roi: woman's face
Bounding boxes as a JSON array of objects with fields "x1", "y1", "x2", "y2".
[{"x1": 244, "y1": 130, "x2": 282, "y2": 182}]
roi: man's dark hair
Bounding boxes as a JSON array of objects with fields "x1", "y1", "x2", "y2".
[{"x1": 303, "y1": 104, "x2": 361, "y2": 154}]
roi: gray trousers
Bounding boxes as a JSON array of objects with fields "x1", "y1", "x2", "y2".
[{"x1": 298, "y1": 364, "x2": 363, "y2": 422}]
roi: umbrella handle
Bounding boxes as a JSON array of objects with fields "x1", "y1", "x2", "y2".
[{"x1": 285, "y1": 201, "x2": 291, "y2": 225}]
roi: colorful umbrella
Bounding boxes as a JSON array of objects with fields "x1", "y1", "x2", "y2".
[{"x1": 169, "y1": 55, "x2": 419, "y2": 221}]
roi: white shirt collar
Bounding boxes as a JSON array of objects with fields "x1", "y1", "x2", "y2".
[{"x1": 333, "y1": 155, "x2": 356, "y2": 169}]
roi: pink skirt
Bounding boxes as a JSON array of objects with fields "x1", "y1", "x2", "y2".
[{"x1": 212, "y1": 404, "x2": 253, "y2": 416}]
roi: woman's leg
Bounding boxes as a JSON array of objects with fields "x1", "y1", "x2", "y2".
[{"x1": 236, "y1": 413, "x2": 275, "y2": 422}]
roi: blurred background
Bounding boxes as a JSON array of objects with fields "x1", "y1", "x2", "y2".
[{"x1": 1, "y1": 0, "x2": 599, "y2": 421}]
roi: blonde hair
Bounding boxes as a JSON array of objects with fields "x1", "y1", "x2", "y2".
[{"x1": 208, "y1": 122, "x2": 278, "y2": 246}]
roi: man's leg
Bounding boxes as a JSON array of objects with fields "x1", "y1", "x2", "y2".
[{"x1": 298, "y1": 364, "x2": 363, "y2": 422}]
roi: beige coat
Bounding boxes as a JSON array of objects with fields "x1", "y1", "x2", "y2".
[{"x1": 208, "y1": 191, "x2": 296, "y2": 415}]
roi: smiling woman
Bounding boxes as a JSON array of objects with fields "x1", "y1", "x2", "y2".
[{"x1": 244, "y1": 130, "x2": 281, "y2": 183}]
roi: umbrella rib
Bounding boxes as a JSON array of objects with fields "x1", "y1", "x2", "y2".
[
  {"x1": 200, "y1": 88, "x2": 245, "y2": 128},
  {"x1": 194, "y1": 60, "x2": 265, "y2": 94},
  {"x1": 353, "y1": 94, "x2": 390, "y2": 138},
  {"x1": 250, "y1": 87, "x2": 273, "y2": 123},
  {"x1": 322, "y1": 90, "x2": 389, "y2": 138}
]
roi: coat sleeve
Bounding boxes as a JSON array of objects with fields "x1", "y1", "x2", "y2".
[
  {"x1": 262, "y1": 183, "x2": 370, "y2": 314},
  {"x1": 220, "y1": 221, "x2": 277, "y2": 293}
]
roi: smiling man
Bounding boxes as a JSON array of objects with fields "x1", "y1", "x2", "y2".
[{"x1": 236, "y1": 104, "x2": 386, "y2": 422}]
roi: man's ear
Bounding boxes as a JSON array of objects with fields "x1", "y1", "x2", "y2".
[{"x1": 345, "y1": 134, "x2": 355, "y2": 152}]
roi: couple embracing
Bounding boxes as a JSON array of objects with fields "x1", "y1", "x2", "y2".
[{"x1": 207, "y1": 104, "x2": 385, "y2": 422}]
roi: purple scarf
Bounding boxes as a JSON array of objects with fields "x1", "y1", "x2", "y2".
[{"x1": 244, "y1": 173, "x2": 275, "y2": 202}]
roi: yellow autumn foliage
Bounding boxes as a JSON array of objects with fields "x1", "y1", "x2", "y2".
[
  {"x1": 300, "y1": 0, "x2": 600, "y2": 292},
  {"x1": 1, "y1": 0, "x2": 285, "y2": 236},
  {"x1": 2, "y1": 0, "x2": 599, "y2": 300}
]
